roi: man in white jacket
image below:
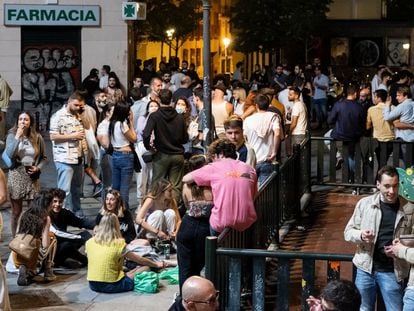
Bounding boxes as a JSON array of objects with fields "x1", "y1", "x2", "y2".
[{"x1": 344, "y1": 165, "x2": 414, "y2": 311}]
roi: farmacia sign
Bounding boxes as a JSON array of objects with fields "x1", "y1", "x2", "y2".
[{"x1": 4, "y1": 4, "x2": 100, "y2": 26}]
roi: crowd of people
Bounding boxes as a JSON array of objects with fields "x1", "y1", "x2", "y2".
[{"x1": 3, "y1": 57, "x2": 414, "y2": 310}]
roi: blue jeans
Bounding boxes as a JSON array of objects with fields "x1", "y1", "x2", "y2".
[
  {"x1": 55, "y1": 161, "x2": 83, "y2": 216},
  {"x1": 89, "y1": 276, "x2": 134, "y2": 293},
  {"x1": 256, "y1": 161, "x2": 274, "y2": 186},
  {"x1": 312, "y1": 98, "x2": 327, "y2": 124},
  {"x1": 404, "y1": 287, "x2": 414, "y2": 311},
  {"x1": 112, "y1": 151, "x2": 134, "y2": 208},
  {"x1": 355, "y1": 268, "x2": 403, "y2": 311},
  {"x1": 176, "y1": 215, "x2": 210, "y2": 293}
]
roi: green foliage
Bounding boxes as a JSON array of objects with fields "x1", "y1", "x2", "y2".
[
  {"x1": 135, "y1": 0, "x2": 201, "y2": 48},
  {"x1": 231, "y1": 0, "x2": 332, "y2": 53}
]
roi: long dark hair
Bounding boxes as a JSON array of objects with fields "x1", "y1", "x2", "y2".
[
  {"x1": 109, "y1": 101, "x2": 130, "y2": 138},
  {"x1": 188, "y1": 155, "x2": 209, "y2": 200},
  {"x1": 9, "y1": 111, "x2": 40, "y2": 157},
  {"x1": 18, "y1": 189, "x2": 54, "y2": 238}
]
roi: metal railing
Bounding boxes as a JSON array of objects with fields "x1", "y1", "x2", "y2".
[
  {"x1": 205, "y1": 237, "x2": 354, "y2": 311},
  {"x1": 216, "y1": 134, "x2": 312, "y2": 250},
  {"x1": 312, "y1": 136, "x2": 414, "y2": 189}
]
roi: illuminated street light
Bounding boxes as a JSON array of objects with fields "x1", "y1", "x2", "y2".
[
  {"x1": 166, "y1": 28, "x2": 175, "y2": 40},
  {"x1": 403, "y1": 43, "x2": 410, "y2": 50},
  {"x1": 166, "y1": 28, "x2": 175, "y2": 59},
  {"x1": 223, "y1": 37, "x2": 231, "y2": 73}
]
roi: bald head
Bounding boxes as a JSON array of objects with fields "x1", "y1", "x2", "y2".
[{"x1": 182, "y1": 276, "x2": 218, "y2": 311}]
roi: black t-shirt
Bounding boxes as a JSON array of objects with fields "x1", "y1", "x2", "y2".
[
  {"x1": 373, "y1": 200, "x2": 399, "y2": 272},
  {"x1": 95, "y1": 209, "x2": 137, "y2": 244}
]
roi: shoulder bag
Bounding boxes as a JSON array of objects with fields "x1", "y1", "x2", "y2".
[{"x1": 9, "y1": 233, "x2": 40, "y2": 260}]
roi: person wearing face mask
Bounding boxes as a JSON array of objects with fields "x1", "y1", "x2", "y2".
[
  {"x1": 135, "y1": 100, "x2": 160, "y2": 207},
  {"x1": 174, "y1": 97, "x2": 193, "y2": 158},
  {"x1": 143, "y1": 89, "x2": 189, "y2": 203}
]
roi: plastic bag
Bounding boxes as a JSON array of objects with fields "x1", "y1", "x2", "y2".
[
  {"x1": 159, "y1": 266, "x2": 179, "y2": 285},
  {"x1": 134, "y1": 271, "x2": 159, "y2": 293}
]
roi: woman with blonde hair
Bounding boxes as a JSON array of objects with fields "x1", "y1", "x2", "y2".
[
  {"x1": 136, "y1": 178, "x2": 181, "y2": 241},
  {"x1": 95, "y1": 189, "x2": 137, "y2": 244},
  {"x1": 86, "y1": 213, "x2": 151, "y2": 293},
  {"x1": 4, "y1": 111, "x2": 47, "y2": 236}
]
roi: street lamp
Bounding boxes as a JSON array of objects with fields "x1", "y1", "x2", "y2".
[
  {"x1": 166, "y1": 28, "x2": 175, "y2": 60},
  {"x1": 223, "y1": 37, "x2": 230, "y2": 73}
]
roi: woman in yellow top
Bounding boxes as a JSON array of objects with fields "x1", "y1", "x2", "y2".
[
  {"x1": 135, "y1": 179, "x2": 181, "y2": 241},
  {"x1": 86, "y1": 213, "x2": 162, "y2": 293}
]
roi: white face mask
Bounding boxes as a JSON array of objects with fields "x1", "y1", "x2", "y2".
[
  {"x1": 176, "y1": 106, "x2": 185, "y2": 114},
  {"x1": 97, "y1": 101, "x2": 107, "y2": 108}
]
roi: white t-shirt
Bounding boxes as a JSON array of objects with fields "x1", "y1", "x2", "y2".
[
  {"x1": 291, "y1": 100, "x2": 307, "y2": 135},
  {"x1": 243, "y1": 112, "x2": 280, "y2": 163},
  {"x1": 111, "y1": 120, "x2": 130, "y2": 148}
]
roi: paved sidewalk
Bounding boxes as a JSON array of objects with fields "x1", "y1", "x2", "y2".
[{"x1": 0, "y1": 137, "x2": 178, "y2": 310}]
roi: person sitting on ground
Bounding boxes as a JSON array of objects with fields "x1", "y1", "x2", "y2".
[
  {"x1": 13, "y1": 190, "x2": 57, "y2": 286},
  {"x1": 181, "y1": 276, "x2": 219, "y2": 311},
  {"x1": 306, "y1": 279, "x2": 361, "y2": 311},
  {"x1": 136, "y1": 178, "x2": 181, "y2": 241},
  {"x1": 95, "y1": 189, "x2": 137, "y2": 244},
  {"x1": 86, "y1": 213, "x2": 160, "y2": 293},
  {"x1": 49, "y1": 188, "x2": 93, "y2": 268}
]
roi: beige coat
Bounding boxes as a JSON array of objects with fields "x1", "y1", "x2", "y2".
[{"x1": 344, "y1": 192, "x2": 414, "y2": 281}]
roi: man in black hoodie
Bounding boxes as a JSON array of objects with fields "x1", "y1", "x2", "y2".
[{"x1": 143, "y1": 89, "x2": 189, "y2": 202}]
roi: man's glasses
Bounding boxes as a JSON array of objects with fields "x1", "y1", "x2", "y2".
[{"x1": 185, "y1": 290, "x2": 219, "y2": 305}]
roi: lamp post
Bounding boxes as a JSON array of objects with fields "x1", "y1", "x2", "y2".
[
  {"x1": 223, "y1": 37, "x2": 230, "y2": 73},
  {"x1": 202, "y1": 0, "x2": 212, "y2": 146},
  {"x1": 166, "y1": 28, "x2": 175, "y2": 61}
]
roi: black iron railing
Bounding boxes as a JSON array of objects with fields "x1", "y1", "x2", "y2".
[
  {"x1": 312, "y1": 136, "x2": 414, "y2": 189},
  {"x1": 205, "y1": 237, "x2": 354, "y2": 311}
]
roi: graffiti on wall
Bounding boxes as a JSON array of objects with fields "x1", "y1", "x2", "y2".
[{"x1": 21, "y1": 45, "x2": 80, "y2": 131}]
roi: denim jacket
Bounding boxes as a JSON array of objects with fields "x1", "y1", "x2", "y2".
[{"x1": 344, "y1": 192, "x2": 414, "y2": 281}]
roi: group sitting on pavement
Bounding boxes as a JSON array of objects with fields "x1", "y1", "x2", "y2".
[{"x1": 5, "y1": 58, "x2": 414, "y2": 310}]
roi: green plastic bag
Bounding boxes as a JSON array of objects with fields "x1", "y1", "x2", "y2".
[
  {"x1": 159, "y1": 266, "x2": 179, "y2": 285},
  {"x1": 134, "y1": 271, "x2": 159, "y2": 293}
]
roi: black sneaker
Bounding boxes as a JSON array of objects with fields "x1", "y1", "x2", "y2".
[
  {"x1": 17, "y1": 265, "x2": 29, "y2": 286},
  {"x1": 93, "y1": 182, "x2": 103, "y2": 197}
]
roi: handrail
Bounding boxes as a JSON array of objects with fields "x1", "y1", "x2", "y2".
[
  {"x1": 216, "y1": 247, "x2": 353, "y2": 261},
  {"x1": 205, "y1": 237, "x2": 354, "y2": 311}
]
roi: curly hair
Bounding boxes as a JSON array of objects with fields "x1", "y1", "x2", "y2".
[
  {"x1": 320, "y1": 280, "x2": 361, "y2": 311},
  {"x1": 207, "y1": 138, "x2": 237, "y2": 160}
]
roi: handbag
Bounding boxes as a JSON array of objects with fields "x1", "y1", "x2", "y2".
[
  {"x1": 9, "y1": 233, "x2": 40, "y2": 260},
  {"x1": 130, "y1": 143, "x2": 142, "y2": 173},
  {"x1": 142, "y1": 151, "x2": 154, "y2": 163}
]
